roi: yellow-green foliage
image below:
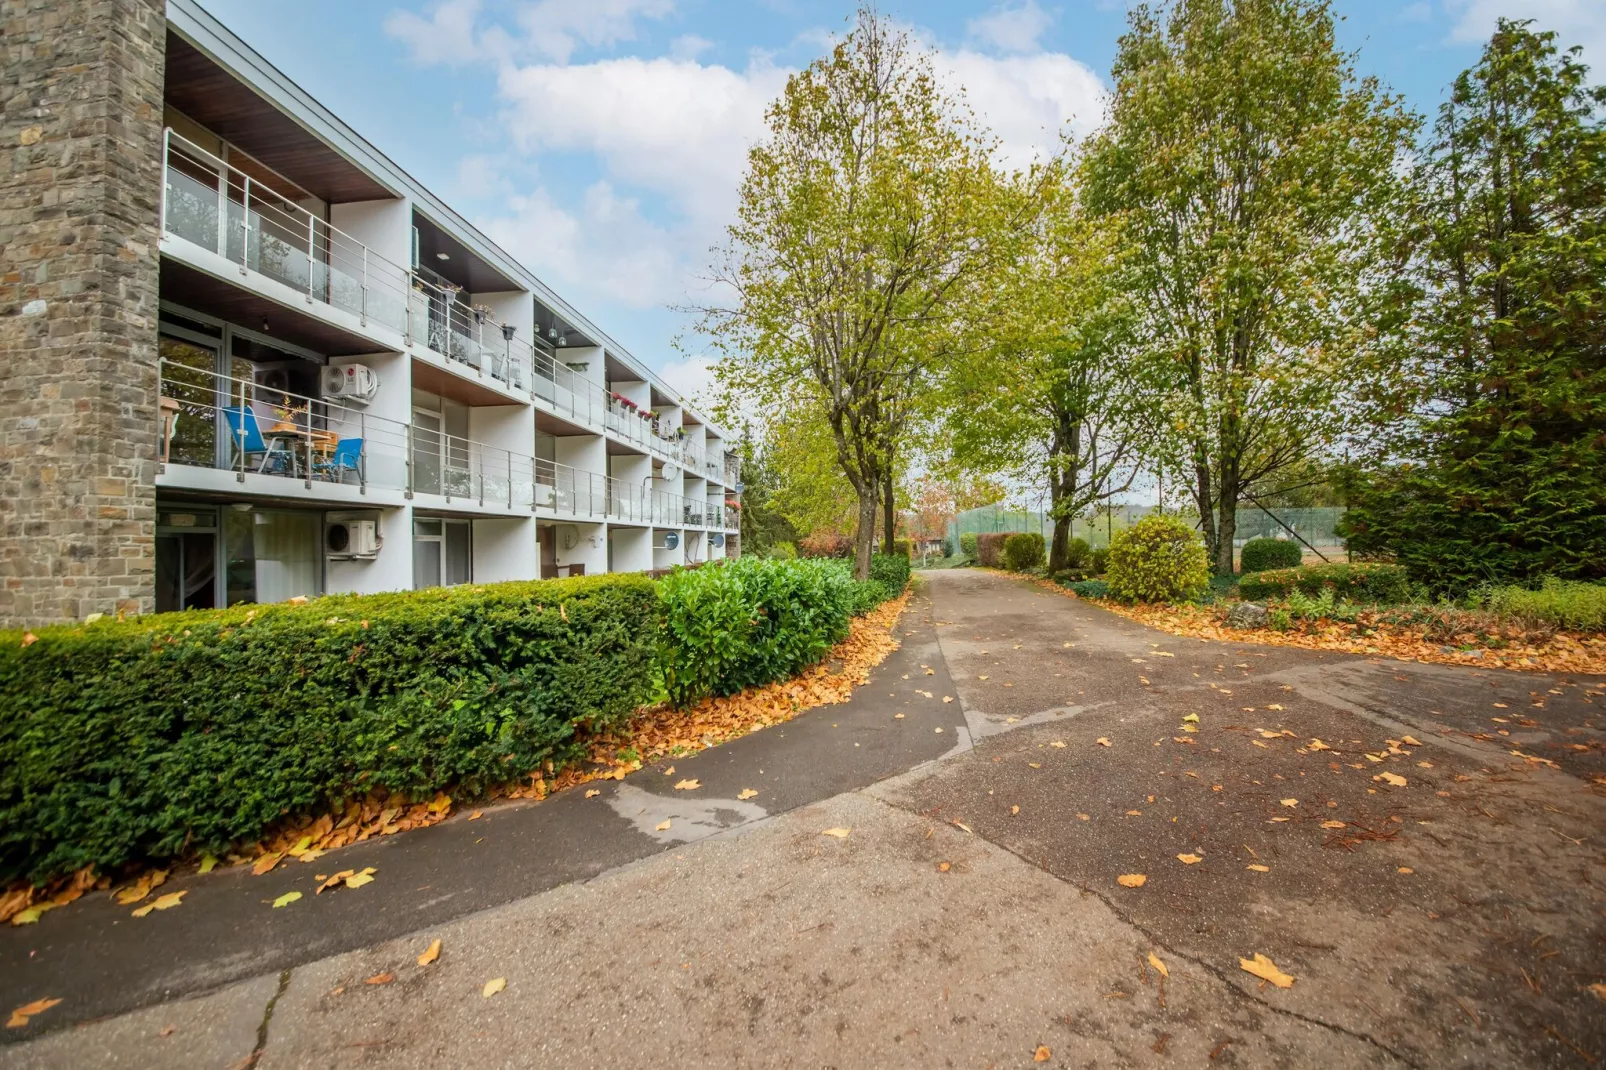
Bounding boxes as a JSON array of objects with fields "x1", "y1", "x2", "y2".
[
  {"x1": 1105, "y1": 514, "x2": 1210, "y2": 603},
  {"x1": 1484, "y1": 578, "x2": 1606, "y2": 632}
]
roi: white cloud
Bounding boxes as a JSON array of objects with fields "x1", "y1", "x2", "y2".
[
  {"x1": 669, "y1": 34, "x2": 714, "y2": 61},
  {"x1": 942, "y1": 50, "x2": 1107, "y2": 165},
  {"x1": 385, "y1": 0, "x2": 483, "y2": 66},
  {"x1": 515, "y1": 0, "x2": 676, "y2": 63},
  {"x1": 967, "y1": 0, "x2": 1054, "y2": 55},
  {"x1": 497, "y1": 55, "x2": 789, "y2": 223},
  {"x1": 658, "y1": 353, "x2": 719, "y2": 407},
  {"x1": 1446, "y1": 0, "x2": 1606, "y2": 64},
  {"x1": 481, "y1": 181, "x2": 684, "y2": 310}
]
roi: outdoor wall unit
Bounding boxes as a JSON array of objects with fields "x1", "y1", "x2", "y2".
[
  {"x1": 655, "y1": 531, "x2": 680, "y2": 551},
  {"x1": 322, "y1": 363, "x2": 379, "y2": 404},
  {"x1": 326, "y1": 511, "x2": 381, "y2": 560}
]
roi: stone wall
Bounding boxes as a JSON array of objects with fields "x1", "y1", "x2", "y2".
[{"x1": 0, "y1": 0, "x2": 167, "y2": 626}]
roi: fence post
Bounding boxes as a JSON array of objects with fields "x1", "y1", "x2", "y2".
[{"x1": 404, "y1": 423, "x2": 414, "y2": 499}]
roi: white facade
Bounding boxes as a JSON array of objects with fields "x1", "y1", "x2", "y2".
[{"x1": 149, "y1": 1, "x2": 740, "y2": 612}]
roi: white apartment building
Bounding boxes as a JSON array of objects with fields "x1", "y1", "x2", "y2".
[{"x1": 141, "y1": 1, "x2": 740, "y2": 612}]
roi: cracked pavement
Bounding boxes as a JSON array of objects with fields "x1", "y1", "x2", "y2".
[{"x1": 4, "y1": 569, "x2": 1602, "y2": 1068}]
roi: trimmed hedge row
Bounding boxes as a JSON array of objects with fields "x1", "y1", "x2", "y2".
[
  {"x1": 657, "y1": 557, "x2": 855, "y2": 708},
  {"x1": 1240, "y1": 537, "x2": 1303, "y2": 573},
  {"x1": 0, "y1": 575, "x2": 660, "y2": 885},
  {"x1": 869, "y1": 552, "x2": 912, "y2": 592},
  {"x1": 1238, "y1": 563, "x2": 1411, "y2": 604}
]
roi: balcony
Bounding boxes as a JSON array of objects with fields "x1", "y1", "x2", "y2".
[{"x1": 156, "y1": 363, "x2": 715, "y2": 526}]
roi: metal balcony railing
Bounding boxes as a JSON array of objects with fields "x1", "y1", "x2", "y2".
[
  {"x1": 159, "y1": 128, "x2": 741, "y2": 479},
  {"x1": 156, "y1": 364, "x2": 718, "y2": 524}
]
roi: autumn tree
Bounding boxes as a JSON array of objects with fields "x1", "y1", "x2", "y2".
[
  {"x1": 700, "y1": 9, "x2": 1025, "y2": 578},
  {"x1": 944, "y1": 167, "x2": 1154, "y2": 573},
  {"x1": 1084, "y1": 0, "x2": 1416, "y2": 574}
]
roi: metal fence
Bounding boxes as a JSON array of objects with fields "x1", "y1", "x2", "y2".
[{"x1": 948, "y1": 503, "x2": 1346, "y2": 553}]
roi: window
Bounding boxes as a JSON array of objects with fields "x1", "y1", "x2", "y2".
[{"x1": 414, "y1": 518, "x2": 471, "y2": 589}]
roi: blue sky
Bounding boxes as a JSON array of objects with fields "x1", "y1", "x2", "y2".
[{"x1": 198, "y1": 0, "x2": 1604, "y2": 400}]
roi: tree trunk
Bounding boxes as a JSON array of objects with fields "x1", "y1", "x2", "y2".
[
  {"x1": 1045, "y1": 408, "x2": 1081, "y2": 574},
  {"x1": 882, "y1": 469, "x2": 895, "y2": 554},
  {"x1": 853, "y1": 487, "x2": 877, "y2": 580},
  {"x1": 1214, "y1": 466, "x2": 1240, "y2": 575}
]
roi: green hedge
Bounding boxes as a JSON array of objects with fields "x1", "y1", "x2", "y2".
[
  {"x1": 959, "y1": 532, "x2": 979, "y2": 559},
  {"x1": 1238, "y1": 563, "x2": 1411, "y2": 604},
  {"x1": 977, "y1": 532, "x2": 1009, "y2": 567},
  {"x1": 848, "y1": 579, "x2": 895, "y2": 616},
  {"x1": 657, "y1": 558, "x2": 853, "y2": 708},
  {"x1": 869, "y1": 553, "x2": 911, "y2": 593},
  {"x1": 0, "y1": 575, "x2": 660, "y2": 885},
  {"x1": 1240, "y1": 537, "x2": 1303, "y2": 573},
  {"x1": 1002, "y1": 533, "x2": 1046, "y2": 571}
]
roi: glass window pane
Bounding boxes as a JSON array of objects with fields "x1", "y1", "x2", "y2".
[
  {"x1": 225, "y1": 509, "x2": 257, "y2": 606},
  {"x1": 445, "y1": 522, "x2": 471, "y2": 586},
  {"x1": 252, "y1": 511, "x2": 322, "y2": 603},
  {"x1": 413, "y1": 537, "x2": 441, "y2": 589}
]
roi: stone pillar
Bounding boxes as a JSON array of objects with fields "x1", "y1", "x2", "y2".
[{"x1": 0, "y1": 0, "x2": 167, "y2": 626}]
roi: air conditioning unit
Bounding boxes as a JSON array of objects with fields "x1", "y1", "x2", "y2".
[
  {"x1": 322, "y1": 363, "x2": 379, "y2": 404},
  {"x1": 326, "y1": 512, "x2": 381, "y2": 560}
]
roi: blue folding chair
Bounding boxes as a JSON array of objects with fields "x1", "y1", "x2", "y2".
[
  {"x1": 221, "y1": 406, "x2": 289, "y2": 474},
  {"x1": 314, "y1": 437, "x2": 363, "y2": 483}
]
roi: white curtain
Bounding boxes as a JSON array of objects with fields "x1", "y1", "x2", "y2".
[{"x1": 253, "y1": 511, "x2": 322, "y2": 602}]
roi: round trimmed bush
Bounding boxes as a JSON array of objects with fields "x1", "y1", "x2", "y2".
[
  {"x1": 1063, "y1": 537, "x2": 1092, "y2": 569},
  {"x1": 1240, "y1": 537, "x2": 1302, "y2": 573},
  {"x1": 1089, "y1": 546, "x2": 1110, "y2": 575},
  {"x1": 1001, "y1": 532, "x2": 1046, "y2": 571},
  {"x1": 959, "y1": 532, "x2": 979, "y2": 560},
  {"x1": 1105, "y1": 514, "x2": 1211, "y2": 603}
]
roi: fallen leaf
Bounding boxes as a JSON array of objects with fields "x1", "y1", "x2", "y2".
[
  {"x1": 1096, "y1": 738, "x2": 1112, "y2": 747},
  {"x1": 1239, "y1": 953, "x2": 1294, "y2": 988},
  {"x1": 115, "y1": 869, "x2": 169, "y2": 905},
  {"x1": 1034, "y1": 1045, "x2": 1052, "y2": 1063},
  {"x1": 1247, "y1": 864, "x2": 1270, "y2": 873},
  {"x1": 821, "y1": 828, "x2": 851, "y2": 838},
  {"x1": 942, "y1": 696, "x2": 954, "y2": 704},
  {"x1": 1010, "y1": 805, "x2": 1021, "y2": 816},
  {"x1": 1050, "y1": 741, "x2": 1067, "y2": 749},
  {"x1": 585, "y1": 790, "x2": 600, "y2": 799},
  {"x1": 1280, "y1": 799, "x2": 1299, "y2": 808},
  {"x1": 6, "y1": 998, "x2": 61, "y2": 1029},
  {"x1": 673, "y1": 779, "x2": 701, "y2": 791},
  {"x1": 417, "y1": 939, "x2": 441, "y2": 967},
  {"x1": 655, "y1": 819, "x2": 672, "y2": 831},
  {"x1": 1117, "y1": 874, "x2": 1147, "y2": 888},
  {"x1": 344, "y1": 868, "x2": 377, "y2": 890},
  {"x1": 1402, "y1": 735, "x2": 1422, "y2": 746},
  {"x1": 10, "y1": 906, "x2": 53, "y2": 926},
  {"x1": 1320, "y1": 820, "x2": 1347, "y2": 830},
  {"x1": 1076, "y1": 813, "x2": 1090, "y2": 821},
  {"x1": 1375, "y1": 772, "x2": 1407, "y2": 787},
  {"x1": 198, "y1": 856, "x2": 217, "y2": 876},
  {"x1": 469, "y1": 809, "x2": 484, "y2": 819},
  {"x1": 937, "y1": 861, "x2": 951, "y2": 872},
  {"x1": 252, "y1": 853, "x2": 284, "y2": 877},
  {"x1": 317, "y1": 870, "x2": 354, "y2": 894},
  {"x1": 1182, "y1": 713, "x2": 1199, "y2": 723},
  {"x1": 1588, "y1": 982, "x2": 1606, "y2": 1003},
  {"x1": 894, "y1": 712, "x2": 905, "y2": 719},
  {"x1": 1177, "y1": 853, "x2": 1203, "y2": 865},
  {"x1": 482, "y1": 977, "x2": 506, "y2": 998},
  {"x1": 272, "y1": 891, "x2": 302, "y2": 908},
  {"x1": 737, "y1": 788, "x2": 759, "y2": 800},
  {"x1": 1397, "y1": 867, "x2": 1414, "y2": 874},
  {"x1": 979, "y1": 675, "x2": 990, "y2": 681},
  {"x1": 364, "y1": 972, "x2": 394, "y2": 986},
  {"x1": 1148, "y1": 952, "x2": 1169, "y2": 978},
  {"x1": 133, "y1": 891, "x2": 186, "y2": 917}
]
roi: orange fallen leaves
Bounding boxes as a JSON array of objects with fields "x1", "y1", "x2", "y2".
[
  {"x1": 6, "y1": 998, "x2": 61, "y2": 1029},
  {"x1": 1092, "y1": 599, "x2": 1606, "y2": 675},
  {"x1": 417, "y1": 939, "x2": 441, "y2": 967},
  {"x1": 1239, "y1": 953, "x2": 1295, "y2": 989},
  {"x1": 1117, "y1": 873, "x2": 1147, "y2": 888}
]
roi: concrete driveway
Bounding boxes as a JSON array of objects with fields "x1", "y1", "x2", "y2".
[{"x1": 5, "y1": 570, "x2": 1601, "y2": 1068}]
